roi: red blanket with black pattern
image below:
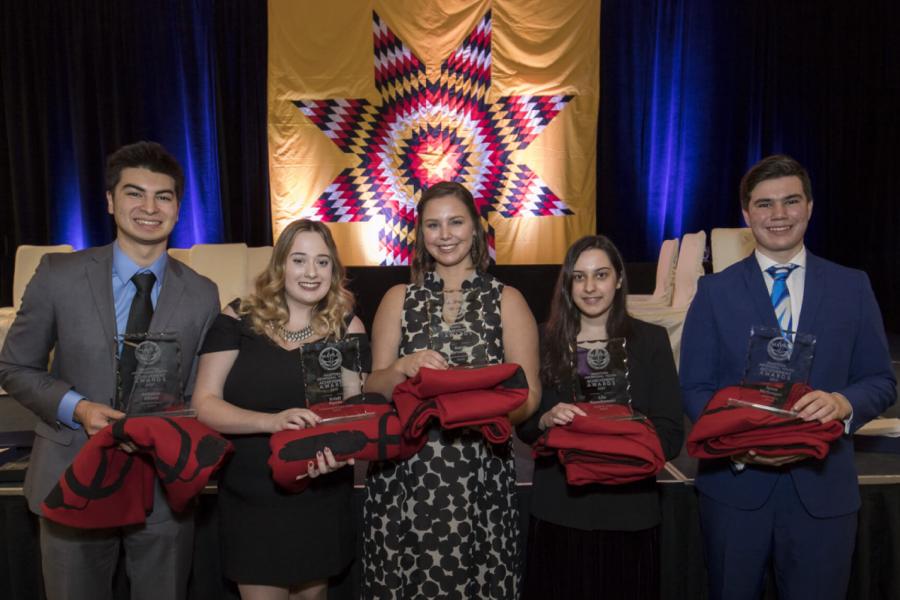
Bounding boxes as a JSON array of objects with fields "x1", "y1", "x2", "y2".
[
  {"x1": 268, "y1": 394, "x2": 422, "y2": 492},
  {"x1": 42, "y1": 417, "x2": 232, "y2": 529}
]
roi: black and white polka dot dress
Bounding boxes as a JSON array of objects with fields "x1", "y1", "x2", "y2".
[{"x1": 362, "y1": 271, "x2": 521, "y2": 599}]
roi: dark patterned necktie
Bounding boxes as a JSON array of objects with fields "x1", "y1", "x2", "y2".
[{"x1": 117, "y1": 272, "x2": 156, "y2": 411}]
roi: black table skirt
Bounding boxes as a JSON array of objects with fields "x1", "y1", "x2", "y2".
[{"x1": 2, "y1": 481, "x2": 900, "y2": 600}]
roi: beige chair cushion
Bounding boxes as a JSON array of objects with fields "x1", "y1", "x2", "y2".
[
  {"x1": 630, "y1": 307, "x2": 688, "y2": 369},
  {"x1": 628, "y1": 238, "x2": 679, "y2": 307},
  {"x1": 1, "y1": 244, "x2": 74, "y2": 392},
  {"x1": 627, "y1": 231, "x2": 707, "y2": 366},
  {"x1": 166, "y1": 247, "x2": 191, "y2": 266},
  {"x1": 188, "y1": 243, "x2": 249, "y2": 308},
  {"x1": 245, "y1": 246, "x2": 274, "y2": 295},
  {"x1": 13, "y1": 244, "x2": 75, "y2": 310},
  {"x1": 670, "y1": 231, "x2": 706, "y2": 309},
  {"x1": 711, "y1": 227, "x2": 756, "y2": 273}
]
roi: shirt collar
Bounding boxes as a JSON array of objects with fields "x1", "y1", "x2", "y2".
[
  {"x1": 754, "y1": 246, "x2": 807, "y2": 274},
  {"x1": 112, "y1": 241, "x2": 168, "y2": 286}
]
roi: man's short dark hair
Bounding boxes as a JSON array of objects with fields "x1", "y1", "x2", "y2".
[
  {"x1": 740, "y1": 154, "x2": 813, "y2": 210},
  {"x1": 105, "y1": 141, "x2": 185, "y2": 200}
]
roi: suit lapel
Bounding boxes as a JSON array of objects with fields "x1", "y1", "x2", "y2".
[
  {"x1": 85, "y1": 246, "x2": 119, "y2": 380},
  {"x1": 85, "y1": 246, "x2": 117, "y2": 349},
  {"x1": 740, "y1": 256, "x2": 780, "y2": 330},
  {"x1": 796, "y1": 252, "x2": 824, "y2": 334},
  {"x1": 152, "y1": 258, "x2": 186, "y2": 332}
]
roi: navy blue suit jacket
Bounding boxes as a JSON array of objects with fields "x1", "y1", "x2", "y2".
[{"x1": 680, "y1": 252, "x2": 896, "y2": 517}]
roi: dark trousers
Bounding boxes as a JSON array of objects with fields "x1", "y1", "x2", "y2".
[
  {"x1": 39, "y1": 515, "x2": 193, "y2": 600},
  {"x1": 699, "y1": 473, "x2": 857, "y2": 600}
]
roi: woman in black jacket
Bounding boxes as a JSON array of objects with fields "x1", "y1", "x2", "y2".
[{"x1": 517, "y1": 235, "x2": 684, "y2": 599}]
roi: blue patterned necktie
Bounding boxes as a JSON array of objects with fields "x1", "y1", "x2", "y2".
[{"x1": 766, "y1": 264, "x2": 799, "y2": 335}]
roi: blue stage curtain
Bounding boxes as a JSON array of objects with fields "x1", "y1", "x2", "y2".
[
  {"x1": 598, "y1": 0, "x2": 900, "y2": 328},
  {"x1": 0, "y1": 0, "x2": 269, "y2": 293},
  {"x1": 1, "y1": 0, "x2": 898, "y2": 329}
]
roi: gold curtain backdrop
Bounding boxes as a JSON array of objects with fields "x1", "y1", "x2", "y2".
[{"x1": 267, "y1": 0, "x2": 600, "y2": 265}]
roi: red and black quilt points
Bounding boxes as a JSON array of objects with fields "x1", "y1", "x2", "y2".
[
  {"x1": 490, "y1": 95, "x2": 575, "y2": 149},
  {"x1": 304, "y1": 173, "x2": 373, "y2": 223},
  {"x1": 441, "y1": 11, "x2": 492, "y2": 96},
  {"x1": 293, "y1": 99, "x2": 374, "y2": 153},
  {"x1": 292, "y1": 11, "x2": 574, "y2": 265},
  {"x1": 373, "y1": 12, "x2": 426, "y2": 96},
  {"x1": 402, "y1": 126, "x2": 471, "y2": 192},
  {"x1": 498, "y1": 167, "x2": 572, "y2": 218}
]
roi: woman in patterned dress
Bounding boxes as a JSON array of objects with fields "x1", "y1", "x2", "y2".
[
  {"x1": 362, "y1": 181, "x2": 540, "y2": 599},
  {"x1": 192, "y1": 220, "x2": 365, "y2": 600}
]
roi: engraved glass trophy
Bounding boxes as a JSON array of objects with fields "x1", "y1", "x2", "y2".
[
  {"x1": 426, "y1": 294, "x2": 484, "y2": 368},
  {"x1": 300, "y1": 338, "x2": 372, "y2": 424},
  {"x1": 727, "y1": 326, "x2": 817, "y2": 416},
  {"x1": 572, "y1": 338, "x2": 640, "y2": 420},
  {"x1": 117, "y1": 332, "x2": 192, "y2": 416},
  {"x1": 573, "y1": 338, "x2": 631, "y2": 404},
  {"x1": 300, "y1": 337, "x2": 364, "y2": 408}
]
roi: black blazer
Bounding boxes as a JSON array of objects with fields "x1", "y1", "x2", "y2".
[{"x1": 517, "y1": 317, "x2": 683, "y2": 531}]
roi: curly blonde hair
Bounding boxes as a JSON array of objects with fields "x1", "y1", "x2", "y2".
[{"x1": 240, "y1": 220, "x2": 354, "y2": 340}]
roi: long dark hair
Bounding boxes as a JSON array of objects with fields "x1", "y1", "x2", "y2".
[
  {"x1": 410, "y1": 181, "x2": 491, "y2": 284},
  {"x1": 540, "y1": 235, "x2": 631, "y2": 386}
]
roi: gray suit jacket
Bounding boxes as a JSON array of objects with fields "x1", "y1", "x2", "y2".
[{"x1": 0, "y1": 244, "x2": 220, "y2": 519}]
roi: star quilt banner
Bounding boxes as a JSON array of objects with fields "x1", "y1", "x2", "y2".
[{"x1": 267, "y1": 0, "x2": 600, "y2": 265}]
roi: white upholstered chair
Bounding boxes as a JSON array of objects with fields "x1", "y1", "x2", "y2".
[
  {"x1": 168, "y1": 244, "x2": 273, "y2": 307},
  {"x1": 628, "y1": 231, "x2": 707, "y2": 366},
  {"x1": 627, "y1": 238, "x2": 679, "y2": 307},
  {"x1": 245, "y1": 246, "x2": 274, "y2": 293},
  {"x1": 0, "y1": 244, "x2": 75, "y2": 386},
  {"x1": 710, "y1": 227, "x2": 756, "y2": 273},
  {"x1": 166, "y1": 247, "x2": 191, "y2": 266},
  {"x1": 6, "y1": 244, "x2": 76, "y2": 312},
  {"x1": 188, "y1": 243, "x2": 249, "y2": 308}
]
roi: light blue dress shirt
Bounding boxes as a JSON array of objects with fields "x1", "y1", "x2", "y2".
[{"x1": 57, "y1": 242, "x2": 167, "y2": 429}]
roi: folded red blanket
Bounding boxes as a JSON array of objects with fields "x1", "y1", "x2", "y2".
[
  {"x1": 42, "y1": 417, "x2": 232, "y2": 529},
  {"x1": 268, "y1": 394, "x2": 423, "y2": 492},
  {"x1": 533, "y1": 403, "x2": 666, "y2": 485},
  {"x1": 687, "y1": 384, "x2": 844, "y2": 460},
  {"x1": 392, "y1": 363, "x2": 528, "y2": 444}
]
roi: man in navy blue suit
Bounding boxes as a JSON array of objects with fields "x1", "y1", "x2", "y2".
[{"x1": 680, "y1": 154, "x2": 896, "y2": 600}]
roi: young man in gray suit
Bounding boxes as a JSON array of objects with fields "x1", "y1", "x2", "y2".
[{"x1": 0, "y1": 141, "x2": 220, "y2": 600}]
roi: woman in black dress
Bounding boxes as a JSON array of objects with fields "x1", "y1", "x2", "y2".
[
  {"x1": 361, "y1": 181, "x2": 540, "y2": 599},
  {"x1": 193, "y1": 220, "x2": 366, "y2": 600},
  {"x1": 517, "y1": 235, "x2": 684, "y2": 599}
]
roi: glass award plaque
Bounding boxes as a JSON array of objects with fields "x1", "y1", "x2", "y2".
[
  {"x1": 730, "y1": 326, "x2": 816, "y2": 414},
  {"x1": 117, "y1": 332, "x2": 192, "y2": 416},
  {"x1": 428, "y1": 321, "x2": 482, "y2": 367},
  {"x1": 300, "y1": 338, "x2": 363, "y2": 407},
  {"x1": 425, "y1": 295, "x2": 484, "y2": 368},
  {"x1": 573, "y1": 338, "x2": 632, "y2": 406}
]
